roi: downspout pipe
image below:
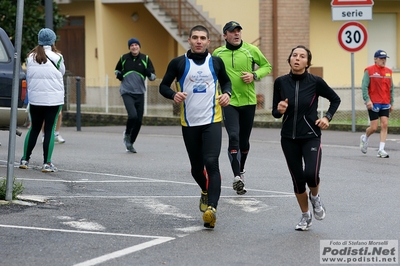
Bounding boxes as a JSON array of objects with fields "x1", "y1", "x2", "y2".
[{"x1": 272, "y1": 0, "x2": 278, "y2": 80}]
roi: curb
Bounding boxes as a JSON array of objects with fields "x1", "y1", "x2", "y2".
[{"x1": 0, "y1": 195, "x2": 48, "y2": 206}]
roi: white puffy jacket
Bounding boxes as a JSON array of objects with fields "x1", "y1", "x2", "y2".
[{"x1": 26, "y1": 46, "x2": 65, "y2": 106}]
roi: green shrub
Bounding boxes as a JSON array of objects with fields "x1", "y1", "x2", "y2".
[{"x1": 0, "y1": 177, "x2": 24, "y2": 200}]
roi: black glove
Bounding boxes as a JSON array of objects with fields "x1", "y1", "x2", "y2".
[
  {"x1": 116, "y1": 71, "x2": 123, "y2": 81},
  {"x1": 144, "y1": 68, "x2": 152, "y2": 77}
]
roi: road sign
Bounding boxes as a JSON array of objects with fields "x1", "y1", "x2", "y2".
[
  {"x1": 331, "y1": 0, "x2": 374, "y2": 21},
  {"x1": 337, "y1": 21, "x2": 368, "y2": 52},
  {"x1": 331, "y1": 0, "x2": 373, "y2": 5}
]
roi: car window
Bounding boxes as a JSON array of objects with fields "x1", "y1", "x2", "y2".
[{"x1": 0, "y1": 40, "x2": 8, "y2": 62}]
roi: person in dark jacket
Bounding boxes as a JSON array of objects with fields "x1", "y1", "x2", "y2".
[
  {"x1": 272, "y1": 45, "x2": 341, "y2": 231},
  {"x1": 115, "y1": 38, "x2": 156, "y2": 153},
  {"x1": 159, "y1": 25, "x2": 232, "y2": 229}
]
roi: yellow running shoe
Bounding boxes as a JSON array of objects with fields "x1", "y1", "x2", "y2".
[
  {"x1": 199, "y1": 190, "x2": 208, "y2": 212},
  {"x1": 203, "y1": 206, "x2": 217, "y2": 229}
]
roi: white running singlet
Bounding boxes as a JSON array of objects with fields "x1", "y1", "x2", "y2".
[{"x1": 177, "y1": 54, "x2": 222, "y2": 127}]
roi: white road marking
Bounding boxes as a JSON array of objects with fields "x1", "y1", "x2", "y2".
[
  {"x1": 14, "y1": 178, "x2": 164, "y2": 183},
  {"x1": 25, "y1": 194, "x2": 293, "y2": 199},
  {"x1": 56, "y1": 215, "x2": 73, "y2": 220},
  {"x1": 129, "y1": 198, "x2": 194, "y2": 219},
  {"x1": 55, "y1": 216, "x2": 105, "y2": 231},
  {"x1": 224, "y1": 198, "x2": 276, "y2": 213},
  {"x1": 387, "y1": 138, "x2": 400, "y2": 143},
  {"x1": 12, "y1": 169, "x2": 293, "y2": 195},
  {"x1": 0, "y1": 224, "x2": 175, "y2": 266},
  {"x1": 62, "y1": 219, "x2": 106, "y2": 231},
  {"x1": 0, "y1": 224, "x2": 172, "y2": 239},
  {"x1": 73, "y1": 237, "x2": 174, "y2": 266},
  {"x1": 175, "y1": 225, "x2": 204, "y2": 233}
]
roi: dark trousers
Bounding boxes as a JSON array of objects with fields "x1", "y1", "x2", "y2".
[
  {"x1": 182, "y1": 122, "x2": 222, "y2": 208},
  {"x1": 22, "y1": 104, "x2": 62, "y2": 164},
  {"x1": 281, "y1": 137, "x2": 322, "y2": 194},
  {"x1": 223, "y1": 104, "x2": 256, "y2": 176},
  {"x1": 122, "y1": 93, "x2": 144, "y2": 144}
]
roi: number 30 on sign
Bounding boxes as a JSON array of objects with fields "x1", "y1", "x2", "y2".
[{"x1": 337, "y1": 21, "x2": 368, "y2": 53}]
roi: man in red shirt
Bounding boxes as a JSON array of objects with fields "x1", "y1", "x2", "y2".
[{"x1": 360, "y1": 50, "x2": 394, "y2": 158}]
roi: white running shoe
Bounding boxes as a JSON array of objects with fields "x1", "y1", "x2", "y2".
[
  {"x1": 19, "y1": 159, "x2": 29, "y2": 169},
  {"x1": 309, "y1": 192, "x2": 326, "y2": 220},
  {"x1": 55, "y1": 134, "x2": 65, "y2": 144},
  {"x1": 295, "y1": 212, "x2": 312, "y2": 231},
  {"x1": 377, "y1": 149, "x2": 389, "y2": 158},
  {"x1": 42, "y1": 163, "x2": 58, "y2": 173},
  {"x1": 360, "y1": 134, "x2": 368, "y2": 154},
  {"x1": 233, "y1": 175, "x2": 247, "y2": 195}
]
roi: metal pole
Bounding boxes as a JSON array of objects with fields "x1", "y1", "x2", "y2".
[
  {"x1": 105, "y1": 75, "x2": 109, "y2": 113},
  {"x1": 45, "y1": 0, "x2": 53, "y2": 29},
  {"x1": 351, "y1": 52, "x2": 355, "y2": 132},
  {"x1": 144, "y1": 78, "x2": 148, "y2": 116},
  {"x1": 6, "y1": 0, "x2": 24, "y2": 201},
  {"x1": 76, "y1": 77, "x2": 81, "y2": 131}
]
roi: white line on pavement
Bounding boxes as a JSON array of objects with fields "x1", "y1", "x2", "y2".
[
  {"x1": 0, "y1": 224, "x2": 175, "y2": 266},
  {"x1": 73, "y1": 238, "x2": 174, "y2": 266}
]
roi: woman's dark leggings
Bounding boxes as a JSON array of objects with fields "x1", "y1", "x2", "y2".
[
  {"x1": 281, "y1": 137, "x2": 322, "y2": 194},
  {"x1": 182, "y1": 122, "x2": 222, "y2": 208},
  {"x1": 223, "y1": 104, "x2": 256, "y2": 176},
  {"x1": 22, "y1": 104, "x2": 62, "y2": 164},
  {"x1": 122, "y1": 93, "x2": 144, "y2": 144}
]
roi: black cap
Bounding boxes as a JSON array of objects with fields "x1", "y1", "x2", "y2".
[{"x1": 223, "y1": 21, "x2": 242, "y2": 34}]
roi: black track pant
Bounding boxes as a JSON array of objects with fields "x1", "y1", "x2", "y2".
[
  {"x1": 281, "y1": 137, "x2": 321, "y2": 194},
  {"x1": 122, "y1": 93, "x2": 144, "y2": 144},
  {"x1": 22, "y1": 104, "x2": 62, "y2": 164},
  {"x1": 223, "y1": 104, "x2": 256, "y2": 176},
  {"x1": 182, "y1": 122, "x2": 222, "y2": 208}
]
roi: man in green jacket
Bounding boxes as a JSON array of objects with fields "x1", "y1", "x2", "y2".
[{"x1": 213, "y1": 21, "x2": 272, "y2": 195}]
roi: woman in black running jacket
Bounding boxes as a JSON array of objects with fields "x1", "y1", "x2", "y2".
[{"x1": 272, "y1": 45, "x2": 341, "y2": 231}]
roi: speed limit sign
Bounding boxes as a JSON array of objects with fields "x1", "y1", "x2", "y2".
[{"x1": 338, "y1": 21, "x2": 368, "y2": 52}]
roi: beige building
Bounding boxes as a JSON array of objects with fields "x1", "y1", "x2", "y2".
[
  {"x1": 55, "y1": 0, "x2": 399, "y2": 118},
  {"x1": 56, "y1": 0, "x2": 399, "y2": 86}
]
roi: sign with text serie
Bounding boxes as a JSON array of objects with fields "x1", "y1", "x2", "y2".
[
  {"x1": 331, "y1": 0, "x2": 374, "y2": 21},
  {"x1": 332, "y1": 6, "x2": 372, "y2": 21}
]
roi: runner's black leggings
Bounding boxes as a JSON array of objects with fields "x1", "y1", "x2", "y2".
[
  {"x1": 281, "y1": 137, "x2": 321, "y2": 194},
  {"x1": 223, "y1": 104, "x2": 256, "y2": 176},
  {"x1": 182, "y1": 122, "x2": 222, "y2": 208},
  {"x1": 22, "y1": 104, "x2": 62, "y2": 164},
  {"x1": 122, "y1": 93, "x2": 144, "y2": 144}
]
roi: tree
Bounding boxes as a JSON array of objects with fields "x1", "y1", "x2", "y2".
[{"x1": 0, "y1": 0, "x2": 65, "y2": 63}]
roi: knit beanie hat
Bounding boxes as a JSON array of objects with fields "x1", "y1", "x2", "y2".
[
  {"x1": 38, "y1": 28, "x2": 56, "y2": 46},
  {"x1": 128, "y1": 38, "x2": 141, "y2": 48}
]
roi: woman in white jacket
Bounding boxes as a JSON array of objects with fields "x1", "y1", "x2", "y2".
[{"x1": 19, "y1": 28, "x2": 65, "y2": 172}]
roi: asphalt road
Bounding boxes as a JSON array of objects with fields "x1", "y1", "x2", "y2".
[{"x1": 1, "y1": 125, "x2": 399, "y2": 266}]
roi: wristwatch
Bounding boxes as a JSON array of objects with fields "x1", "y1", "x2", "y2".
[
  {"x1": 253, "y1": 73, "x2": 258, "y2": 81},
  {"x1": 225, "y1": 91, "x2": 231, "y2": 98},
  {"x1": 324, "y1": 113, "x2": 332, "y2": 122}
]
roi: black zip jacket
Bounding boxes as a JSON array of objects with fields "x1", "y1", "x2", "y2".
[
  {"x1": 115, "y1": 52, "x2": 155, "y2": 78},
  {"x1": 272, "y1": 71, "x2": 341, "y2": 139}
]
